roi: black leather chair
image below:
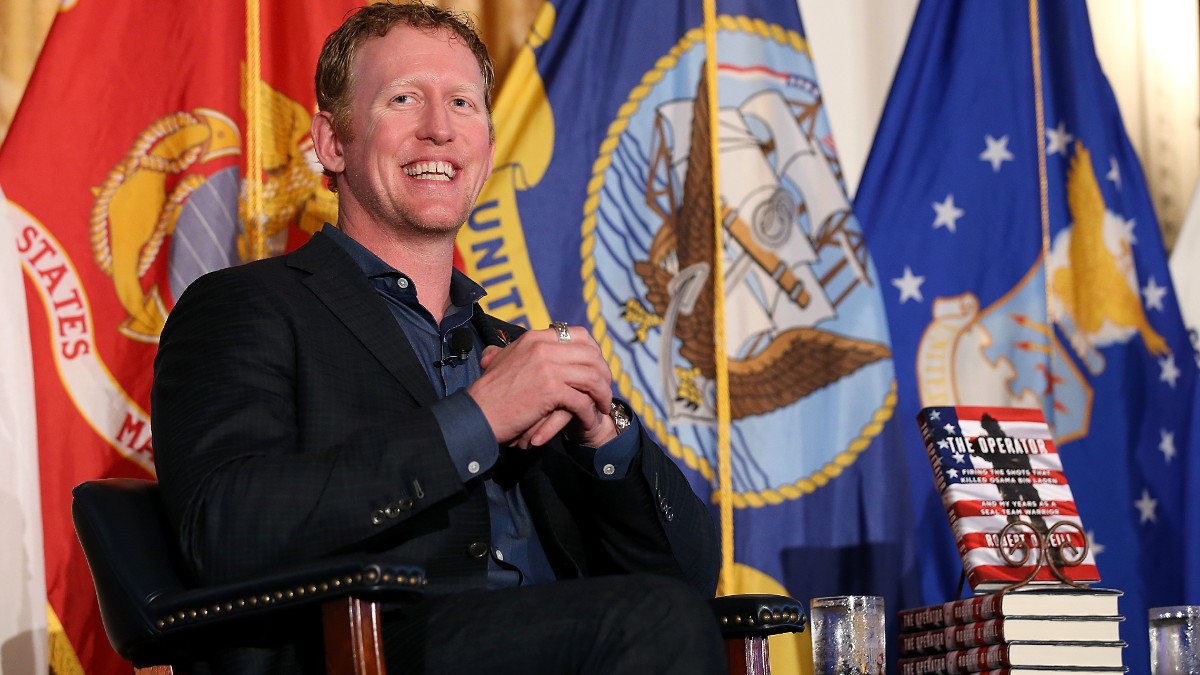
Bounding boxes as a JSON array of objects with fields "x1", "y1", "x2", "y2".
[{"x1": 73, "y1": 478, "x2": 804, "y2": 674}]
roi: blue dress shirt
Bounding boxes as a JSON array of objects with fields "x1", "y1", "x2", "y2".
[{"x1": 324, "y1": 225, "x2": 640, "y2": 588}]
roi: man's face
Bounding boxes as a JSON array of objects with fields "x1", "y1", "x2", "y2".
[{"x1": 331, "y1": 24, "x2": 494, "y2": 237}]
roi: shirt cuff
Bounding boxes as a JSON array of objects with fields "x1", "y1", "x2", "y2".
[
  {"x1": 571, "y1": 404, "x2": 641, "y2": 479},
  {"x1": 431, "y1": 390, "x2": 499, "y2": 483}
]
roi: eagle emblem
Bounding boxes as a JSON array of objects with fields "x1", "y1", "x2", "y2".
[
  {"x1": 89, "y1": 79, "x2": 335, "y2": 342},
  {"x1": 584, "y1": 20, "x2": 897, "y2": 499},
  {"x1": 630, "y1": 66, "x2": 890, "y2": 422}
]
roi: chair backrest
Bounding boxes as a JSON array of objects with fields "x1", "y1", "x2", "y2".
[
  {"x1": 71, "y1": 478, "x2": 192, "y2": 661},
  {"x1": 73, "y1": 478, "x2": 427, "y2": 671}
]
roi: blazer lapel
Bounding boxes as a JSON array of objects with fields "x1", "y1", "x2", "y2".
[
  {"x1": 471, "y1": 310, "x2": 525, "y2": 349},
  {"x1": 288, "y1": 232, "x2": 438, "y2": 405}
]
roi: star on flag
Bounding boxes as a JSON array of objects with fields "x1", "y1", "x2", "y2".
[
  {"x1": 1046, "y1": 120, "x2": 1074, "y2": 155},
  {"x1": 932, "y1": 194, "x2": 964, "y2": 232},
  {"x1": 1142, "y1": 276, "x2": 1167, "y2": 311},
  {"x1": 1134, "y1": 488, "x2": 1158, "y2": 524},
  {"x1": 1159, "y1": 429, "x2": 1176, "y2": 462},
  {"x1": 979, "y1": 134, "x2": 1014, "y2": 171},
  {"x1": 892, "y1": 266, "x2": 925, "y2": 303},
  {"x1": 1160, "y1": 355, "x2": 1181, "y2": 388}
]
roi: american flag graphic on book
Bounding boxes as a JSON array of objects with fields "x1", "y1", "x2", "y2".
[{"x1": 917, "y1": 406, "x2": 1100, "y2": 593}]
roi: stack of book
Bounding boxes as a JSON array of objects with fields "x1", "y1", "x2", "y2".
[
  {"x1": 900, "y1": 406, "x2": 1128, "y2": 673},
  {"x1": 897, "y1": 587, "x2": 1127, "y2": 674}
]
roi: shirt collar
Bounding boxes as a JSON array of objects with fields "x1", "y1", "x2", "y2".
[{"x1": 322, "y1": 224, "x2": 485, "y2": 307}]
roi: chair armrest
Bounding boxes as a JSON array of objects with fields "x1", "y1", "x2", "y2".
[
  {"x1": 71, "y1": 478, "x2": 425, "y2": 664},
  {"x1": 148, "y1": 556, "x2": 426, "y2": 633},
  {"x1": 135, "y1": 555, "x2": 424, "y2": 665},
  {"x1": 710, "y1": 594, "x2": 807, "y2": 638}
]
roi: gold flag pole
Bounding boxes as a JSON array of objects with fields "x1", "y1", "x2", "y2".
[
  {"x1": 1028, "y1": 0, "x2": 1052, "y2": 332},
  {"x1": 244, "y1": 0, "x2": 265, "y2": 261},
  {"x1": 703, "y1": 0, "x2": 734, "y2": 595}
]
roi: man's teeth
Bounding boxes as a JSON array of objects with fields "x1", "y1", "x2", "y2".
[{"x1": 404, "y1": 161, "x2": 456, "y2": 181}]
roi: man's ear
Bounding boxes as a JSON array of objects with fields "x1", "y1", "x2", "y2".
[
  {"x1": 484, "y1": 140, "x2": 495, "y2": 183},
  {"x1": 311, "y1": 110, "x2": 345, "y2": 175}
]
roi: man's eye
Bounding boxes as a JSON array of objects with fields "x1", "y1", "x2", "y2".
[
  {"x1": 393, "y1": 95, "x2": 412, "y2": 104},
  {"x1": 451, "y1": 98, "x2": 471, "y2": 108}
]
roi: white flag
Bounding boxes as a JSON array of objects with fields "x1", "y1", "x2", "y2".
[
  {"x1": 0, "y1": 184, "x2": 48, "y2": 673},
  {"x1": 1171, "y1": 182, "x2": 1200, "y2": 363}
]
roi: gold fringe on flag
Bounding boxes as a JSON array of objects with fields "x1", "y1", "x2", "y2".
[{"x1": 48, "y1": 604, "x2": 85, "y2": 675}]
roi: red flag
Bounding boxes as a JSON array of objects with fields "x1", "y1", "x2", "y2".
[{"x1": 0, "y1": 2, "x2": 356, "y2": 671}]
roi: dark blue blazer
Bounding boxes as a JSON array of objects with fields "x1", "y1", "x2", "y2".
[{"x1": 151, "y1": 231, "x2": 719, "y2": 671}]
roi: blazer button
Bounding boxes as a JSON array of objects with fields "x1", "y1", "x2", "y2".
[
  {"x1": 467, "y1": 542, "x2": 489, "y2": 558},
  {"x1": 397, "y1": 496, "x2": 414, "y2": 510}
]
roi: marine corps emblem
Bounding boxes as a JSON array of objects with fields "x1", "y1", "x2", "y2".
[{"x1": 89, "y1": 79, "x2": 335, "y2": 342}]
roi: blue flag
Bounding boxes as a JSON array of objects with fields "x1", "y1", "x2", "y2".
[
  {"x1": 855, "y1": 1, "x2": 1200, "y2": 670},
  {"x1": 465, "y1": 0, "x2": 921, "y2": 670}
]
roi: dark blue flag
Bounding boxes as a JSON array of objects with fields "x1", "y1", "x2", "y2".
[
  {"x1": 855, "y1": 1, "x2": 1200, "y2": 670},
  {"x1": 464, "y1": 0, "x2": 923, "y2": 670}
]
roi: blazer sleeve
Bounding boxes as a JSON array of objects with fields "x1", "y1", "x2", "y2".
[
  {"x1": 152, "y1": 267, "x2": 469, "y2": 584},
  {"x1": 547, "y1": 427, "x2": 721, "y2": 597}
]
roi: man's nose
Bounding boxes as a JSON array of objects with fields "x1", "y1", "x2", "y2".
[{"x1": 417, "y1": 103, "x2": 454, "y2": 144}]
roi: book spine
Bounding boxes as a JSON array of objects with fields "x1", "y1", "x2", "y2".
[
  {"x1": 898, "y1": 594, "x2": 1003, "y2": 632},
  {"x1": 899, "y1": 619, "x2": 1006, "y2": 656},
  {"x1": 900, "y1": 626, "x2": 948, "y2": 655},
  {"x1": 945, "y1": 593, "x2": 1003, "y2": 625},
  {"x1": 900, "y1": 645, "x2": 1012, "y2": 675},
  {"x1": 952, "y1": 645, "x2": 1009, "y2": 671},
  {"x1": 899, "y1": 652, "x2": 947, "y2": 675},
  {"x1": 899, "y1": 603, "x2": 948, "y2": 631}
]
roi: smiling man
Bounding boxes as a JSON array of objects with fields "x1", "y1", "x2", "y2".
[{"x1": 150, "y1": 2, "x2": 723, "y2": 673}]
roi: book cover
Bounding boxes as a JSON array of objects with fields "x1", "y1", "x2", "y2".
[
  {"x1": 917, "y1": 406, "x2": 1101, "y2": 592},
  {"x1": 898, "y1": 642, "x2": 1125, "y2": 674},
  {"x1": 900, "y1": 615, "x2": 1124, "y2": 655},
  {"x1": 898, "y1": 588, "x2": 1122, "y2": 632}
]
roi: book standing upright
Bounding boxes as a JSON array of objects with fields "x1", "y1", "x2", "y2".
[
  {"x1": 898, "y1": 406, "x2": 1126, "y2": 673},
  {"x1": 917, "y1": 406, "x2": 1099, "y2": 593}
]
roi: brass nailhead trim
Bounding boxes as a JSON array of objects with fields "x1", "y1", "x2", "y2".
[{"x1": 157, "y1": 569, "x2": 428, "y2": 630}]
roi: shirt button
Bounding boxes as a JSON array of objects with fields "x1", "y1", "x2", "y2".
[
  {"x1": 396, "y1": 277, "x2": 409, "y2": 289},
  {"x1": 467, "y1": 542, "x2": 488, "y2": 558},
  {"x1": 495, "y1": 549, "x2": 504, "y2": 561},
  {"x1": 602, "y1": 463, "x2": 616, "y2": 476},
  {"x1": 467, "y1": 460, "x2": 481, "y2": 474}
]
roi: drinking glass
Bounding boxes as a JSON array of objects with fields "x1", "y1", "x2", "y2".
[
  {"x1": 1149, "y1": 605, "x2": 1200, "y2": 675},
  {"x1": 810, "y1": 595, "x2": 885, "y2": 674}
]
